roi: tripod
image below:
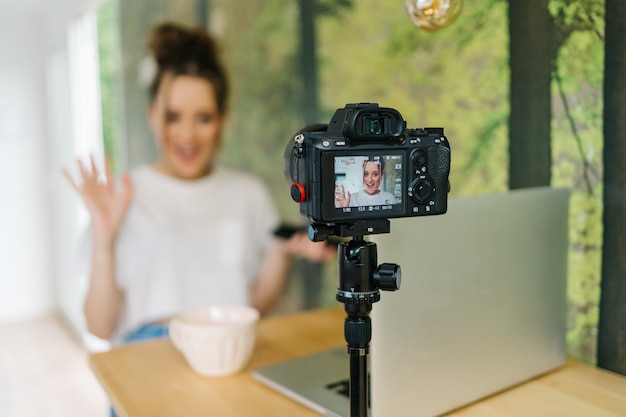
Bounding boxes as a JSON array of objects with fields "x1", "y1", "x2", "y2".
[{"x1": 310, "y1": 220, "x2": 401, "y2": 417}]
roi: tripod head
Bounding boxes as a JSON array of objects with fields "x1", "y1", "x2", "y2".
[
  {"x1": 337, "y1": 237, "x2": 401, "y2": 312},
  {"x1": 307, "y1": 219, "x2": 401, "y2": 307}
]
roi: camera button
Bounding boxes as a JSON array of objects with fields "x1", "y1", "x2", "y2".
[
  {"x1": 322, "y1": 140, "x2": 331, "y2": 147},
  {"x1": 290, "y1": 182, "x2": 306, "y2": 203}
]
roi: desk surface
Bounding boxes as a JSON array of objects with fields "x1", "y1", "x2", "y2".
[{"x1": 90, "y1": 307, "x2": 626, "y2": 417}]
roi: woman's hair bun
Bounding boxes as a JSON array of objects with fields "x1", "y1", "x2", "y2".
[{"x1": 149, "y1": 23, "x2": 220, "y2": 70}]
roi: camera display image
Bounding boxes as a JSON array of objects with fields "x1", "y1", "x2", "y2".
[
  {"x1": 333, "y1": 155, "x2": 403, "y2": 209},
  {"x1": 285, "y1": 103, "x2": 451, "y2": 227}
]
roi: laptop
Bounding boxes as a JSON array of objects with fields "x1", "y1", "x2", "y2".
[{"x1": 253, "y1": 187, "x2": 569, "y2": 417}]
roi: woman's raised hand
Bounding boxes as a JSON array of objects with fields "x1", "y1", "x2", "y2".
[
  {"x1": 63, "y1": 155, "x2": 132, "y2": 245},
  {"x1": 334, "y1": 182, "x2": 351, "y2": 208}
]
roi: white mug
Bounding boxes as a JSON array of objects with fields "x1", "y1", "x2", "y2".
[{"x1": 169, "y1": 305, "x2": 259, "y2": 377}]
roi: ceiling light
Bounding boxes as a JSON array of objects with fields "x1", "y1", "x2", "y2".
[{"x1": 405, "y1": 0, "x2": 463, "y2": 32}]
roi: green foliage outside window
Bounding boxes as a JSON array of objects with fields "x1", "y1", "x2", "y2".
[{"x1": 97, "y1": 0, "x2": 124, "y2": 174}]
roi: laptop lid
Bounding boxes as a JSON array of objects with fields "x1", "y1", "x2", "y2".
[
  {"x1": 253, "y1": 187, "x2": 569, "y2": 417},
  {"x1": 370, "y1": 186, "x2": 569, "y2": 416}
]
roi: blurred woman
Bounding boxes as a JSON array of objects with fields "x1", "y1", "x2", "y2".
[{"x1": 65, "y1": 22, "x2": 332, "y2": 345}]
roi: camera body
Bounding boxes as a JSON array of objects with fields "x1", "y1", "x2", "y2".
[{"x1": 286, "y1": 103, "x2": 451, "y2": 226}]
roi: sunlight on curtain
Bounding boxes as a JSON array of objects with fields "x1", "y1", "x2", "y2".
[
  {"x1": 66, "y1": 11, "x2": 111, "y2": 352},
  {"x1": 68, "y1": 11, "x2": 105, "y2": 174},
  {"x1": 66, "y1": 9, "x2": 105, "y2": 259}
]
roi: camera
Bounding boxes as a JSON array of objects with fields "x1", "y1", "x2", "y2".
[{"x1": 285, "y1": 103, "x2": 451, "y2": 232}]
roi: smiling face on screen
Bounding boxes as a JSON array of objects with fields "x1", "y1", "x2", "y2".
[{"x1": 362, "y1": 160, "x2": 383, "y2": 195}]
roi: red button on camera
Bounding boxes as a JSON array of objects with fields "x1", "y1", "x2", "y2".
[{"x1": 290, "y1": 182, "x2": 306, "y2": 203}]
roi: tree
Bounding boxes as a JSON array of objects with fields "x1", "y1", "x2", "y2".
[
  {"x1": 508, "y1": 0, "x2": 603, "y2": 189},
  {"x1": 597, "y1": 0, "x2": 626, "y2": 376}
]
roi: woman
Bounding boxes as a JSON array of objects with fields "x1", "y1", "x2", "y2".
[
  {"x1": 335, "y1": 157, "x2": 397, "y2": 208},
  {"x1": 65, "y1": 22, "x2": 331, "y2": 344}
]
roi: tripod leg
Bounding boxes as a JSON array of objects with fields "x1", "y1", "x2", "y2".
[{"x1": 345, "y1": 315, "x2": 371, "y2": 417}]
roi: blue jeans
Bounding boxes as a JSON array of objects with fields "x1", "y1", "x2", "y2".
[
  {"x1": 110, "y1": 322, "x2": 170, "y2": 417},
  {"x1": 121, "y1": 322, "x2": 170, "y2": 343}
]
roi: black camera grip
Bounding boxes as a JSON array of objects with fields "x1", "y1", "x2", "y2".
[{"x1": 428, "y1": 146, "x2": 452, "y2": 213}]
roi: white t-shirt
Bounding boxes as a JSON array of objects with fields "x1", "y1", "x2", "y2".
[
  {"x1": 78, "y1": 165, "x2": 279, "y2": 343},
  {"x1": 349, "y1": 190, "x2": 397, "y2": 207}
]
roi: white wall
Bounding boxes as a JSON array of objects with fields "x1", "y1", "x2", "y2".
[
  {"x1": 0, "y1": 14, "x2": 55, "y2": 322},
  {"x1": 0, "y1": 0, "x2": 102, "y2": 326}
]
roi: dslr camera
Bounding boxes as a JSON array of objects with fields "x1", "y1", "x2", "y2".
[{"x1": 285, "y1": 103, "x2": 451, "y2": 237}]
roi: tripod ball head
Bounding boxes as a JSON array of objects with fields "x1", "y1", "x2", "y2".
[{"x1": 336, "y1": 239, "x2": 401, "y2": 312}]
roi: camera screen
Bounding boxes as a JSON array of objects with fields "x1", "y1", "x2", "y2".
[{"x1": 332, "y1": 153, "x2": 404, "y2": 216}]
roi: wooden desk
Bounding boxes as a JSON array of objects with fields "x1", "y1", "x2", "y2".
[{"x1": 90, "y1": 307, "x2": 626, "y2": 417}]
